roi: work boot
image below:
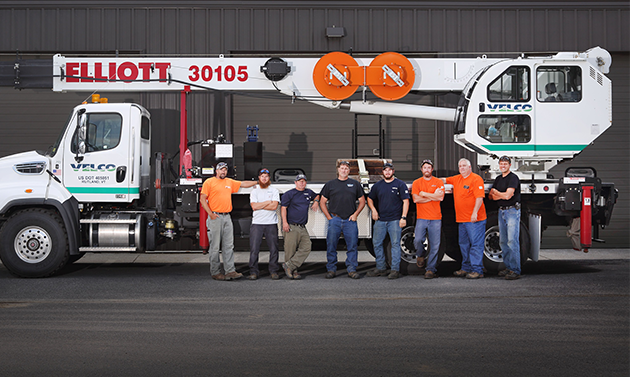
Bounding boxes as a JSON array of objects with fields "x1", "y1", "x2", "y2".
[
  {"x1": 466, "y1": 271, "x2": 484, "y2": 279},
  {"x1": 366, "y1": 268, "x2": 388, "y2": 277},
  {"x1": 424, "y1": 270, "x2": 437, "y2": 279},
  {"x1": 387, "y1": 270, "x2": 401, "y2": 280},
  {"x1": 416, "y1": 256, "x2": 426, "y2": 268},
  {"x1": 325, "y1": 271, "x2": 336, "y2": 279},
  {"x1": 498, "y1": 269, "x2": 510, "y2": 277},
  {"x1": 505, "y1": 271, "x2": 521, "y2": 280},
  {"x1": 292, "y1": 270, "x2": 303, "y2": 280},
  {"x1": 211, "y1": 273, "x2": 226, "y2": 281},
  {"x1": 225, "y1": 271, "x2": 243, "y2": 280},
  {"x1": 271, "y1": 272, "x2": 281, "y2": 280},
  {"x1": 453, "y1": 269, "x2": 468, "y2": 277},
  {"x1": 248, "y1": 273, "x2": 258, "y2": 280},
  {"x1": 282, "y1": 262, "x2": 294, "y2": 279},
  {"x1": 347, "y1": 271, "x2": 361, "y2": 279}
]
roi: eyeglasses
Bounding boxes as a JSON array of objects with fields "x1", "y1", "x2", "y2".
[
  {"x1": 499, "y1": 156, "x2": 511, "y2": 163},
  {"x1": 339, "y1": 161, "x2": 350, "y2": 166},
  {"x1": 259, "y1": 168, "x2": 270, "y2": 174}
]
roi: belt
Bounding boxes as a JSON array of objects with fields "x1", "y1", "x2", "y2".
[
  {"x1": 290, "y1": 223, "x2": 306, "y2": 227},
  {"x1": 499, "y1": 202, "x2": 520, "y2": 210},
  {"x1": 212, "y1": 212, "x2": 230, "y2": 215}
]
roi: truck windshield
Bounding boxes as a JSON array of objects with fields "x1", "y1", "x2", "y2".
[
  {"x1": 454, "y1": 65, "x2": 491, "y2": 134},
  {"x1": 43, "y1": 110, "x2": 75, "y2": 157}
]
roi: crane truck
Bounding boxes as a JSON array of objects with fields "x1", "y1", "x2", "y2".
[{"x1": 0, "y1": 47, "x2": 617, "y2": 277}]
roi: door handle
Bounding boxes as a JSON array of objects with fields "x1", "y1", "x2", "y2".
[{"x1": 116, "y1": 166, "x2": 127, "y2": 183}]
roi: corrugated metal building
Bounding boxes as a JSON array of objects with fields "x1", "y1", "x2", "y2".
[{"x1": 0, "y1": 1, "x2": 628, "y2": 248}]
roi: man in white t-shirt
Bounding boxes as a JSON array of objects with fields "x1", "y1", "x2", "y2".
[{"x1": 248, "y1": 168, "x2": 281, "y2": 280}]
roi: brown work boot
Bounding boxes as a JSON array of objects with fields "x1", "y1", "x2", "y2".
[
  {"x1": 225, "y1": 271, "x2": 243, "y2": 280},
  {"x1": 498, "y1": 269, "x2": 510, "y2": 277},
  {"x1": 211, "y1": 273, "x2": 226, "y2": 281},
  {"x1": 453, "y1": 269, "x2": 468, "y2": 277},
  {"x1": 424, "y1": 270, "x2": 437, "y2": 279},
  {"x1": 416, "y1": 256, "x2": 425, "y2": 268},
  {"x1": 466, "y1": 271, "x2": 484, "y2": 279}
]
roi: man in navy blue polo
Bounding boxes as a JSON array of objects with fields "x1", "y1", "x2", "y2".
[{"x1": 366, "y1": 162, "x2": 410, "y2": 279}]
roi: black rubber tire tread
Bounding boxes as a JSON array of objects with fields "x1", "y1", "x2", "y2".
[{"x1": 0, "y1": 208, "x2": 69, "y2": 278}]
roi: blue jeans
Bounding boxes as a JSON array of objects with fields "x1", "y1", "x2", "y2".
[
  {"x1": 414, "y1": 219, "x2": 442, "y2": 272},
  {"x1": 458, "y1": 220, "x2": 486, "y2": 274},
  {"x1": 373, "y1": 220, "x2": 402, "y2": 272},
  {"x1": 249, "y1": 224, "x2": 280, "y2": 275},
  {"x1": 326, "y1": 216, "x2": 359, "y2": 272},
  {"x1": 499, "y1": 208, "x2": 521, "y2": 274}
]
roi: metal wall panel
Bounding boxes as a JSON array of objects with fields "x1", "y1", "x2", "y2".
[{"x1": 0, "y1": 1, "x2": 628, "y2": 247}]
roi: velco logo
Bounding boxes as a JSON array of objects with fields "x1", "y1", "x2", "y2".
[
  {"x1": 347, "y1": 183, "x2": 354, "y2": 187},
  {"x1": 487, "y1": 104, "x2": 532, "y2": 112},
  {"x1": 71, "y1": 163, "x2": 116, "y2": 172}
]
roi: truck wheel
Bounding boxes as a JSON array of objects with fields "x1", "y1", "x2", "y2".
[
  {"x1": 0, "y1": 209, "x2": 69, "y2": 278},
  {"x1": 483, "y1": 212, "x2": 530, "y2": 273}
]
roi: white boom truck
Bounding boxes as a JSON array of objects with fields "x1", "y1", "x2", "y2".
[{"x1": 0, "y1": 48, "x2": 617, "y2": 277}]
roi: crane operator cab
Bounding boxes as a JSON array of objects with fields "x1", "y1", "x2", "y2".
[{"x1": 453, "y1": 47, "x2": 612, "y2": 169}]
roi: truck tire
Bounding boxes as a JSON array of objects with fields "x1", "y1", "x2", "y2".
[
  {"x1": 0, "y1": 208, "x2": 70, "y2": 278},
  {"x1": 482, "y1": 211, "x2": 530, "y2": 273},
  {"x1": 364, "y1": 225, "x2": 445, "y2": 274}
]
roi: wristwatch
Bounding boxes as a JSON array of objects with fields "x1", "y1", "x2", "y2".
[{"x1": 401, "y1": 216, "x2": 407, "y2": 220}]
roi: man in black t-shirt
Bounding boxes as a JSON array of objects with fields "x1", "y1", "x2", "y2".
[
  {"x1": 319, "y1": 161, "x2": 366, "y2": 279},
  {"x1": 489, "y1": 156, "x2": 522, "y2": 280}
]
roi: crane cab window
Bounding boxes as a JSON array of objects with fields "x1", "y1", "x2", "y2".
[
  {"x1": 487, "y1": 66, "x2": 530, "y2": 102},
  {"x1": 536, "y1": 66, "x2": 582, "y2": 102},
  {"x1": 71, "y1": 113, "x2": 123, "y2": 153},
  {"x1": 478, "y1": 115, "x2": 531, "y2": 143}
]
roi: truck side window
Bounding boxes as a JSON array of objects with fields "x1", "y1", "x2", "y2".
[
  {"x1": 487, "y1": 66, "x2": 530, "y2": 102},
  {"x1": 478, "y1": 115, "x2": 531, "y2": 143},
  {"x1": 71, "y1": 113, "x2": 123, "y2": 153},
  {"x1": 141, "y1": 116, "x2": 150, "y2": 140},
  {"x1": 536, "y1": 66, "x2": 582, "y2": 102}
]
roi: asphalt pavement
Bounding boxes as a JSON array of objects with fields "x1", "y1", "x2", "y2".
[{"x1": 70, "y1": 248, "x2": 630, "y2": 265}]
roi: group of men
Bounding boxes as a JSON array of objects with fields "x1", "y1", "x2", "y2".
[{"x1": 200, "y1": 156, "x2": 522, "y2": 281}]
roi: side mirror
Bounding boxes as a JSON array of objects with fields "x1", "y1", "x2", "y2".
[{"x1": 75, "y1": 110, "x2": 87, "y2": 162}]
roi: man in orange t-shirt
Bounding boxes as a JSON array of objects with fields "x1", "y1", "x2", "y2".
[
  {"x1": 200, "y1": 162, "x2": 256, "y2": 281},
  {"x1": 441, "y1": 158, "x2": 487, "y2": 279},
  {"x1": 411, "y1": 159, "x2": 444, "y2": 279}
]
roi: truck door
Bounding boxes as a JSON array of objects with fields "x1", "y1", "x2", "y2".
[
  {"x1": 478, "y1": 65, "x2": 535, "y2": 157},
  {"x1": 534, "y1": 65, "x2": 585, "y2": 157},
  {"x1": 62, "y1": 109, "x2": 132, "y2": 203}
]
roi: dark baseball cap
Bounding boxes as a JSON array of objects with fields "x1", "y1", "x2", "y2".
[
  {"x1": 383, "y1": 162, "x2": 394, "y2": 170},
  {"x1": 295, "y1": 174, "x2": 307, "y2": 181},
  {"x1": 337, "y1": 160, "x2": 351, "y2": 167}
]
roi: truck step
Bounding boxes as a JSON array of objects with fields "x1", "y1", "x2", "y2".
[
  {"x1": 79, "y1": 247, "x2": 137, "y2": 252},
  {"x1": 80, "y1": 219, "x2": 137, "y2": 224}
]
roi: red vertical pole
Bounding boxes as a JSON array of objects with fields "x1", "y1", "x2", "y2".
[
  {"x1": 580, "y1": 185, "x2": 593, "y2": 250},
  {"x1": 179, "y1": 86, "x2": 191, "y2": 174}
]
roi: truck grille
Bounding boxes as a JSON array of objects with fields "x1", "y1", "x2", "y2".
[{"x1": 14, "y1": 162, "x2": 46, "y2": 174}]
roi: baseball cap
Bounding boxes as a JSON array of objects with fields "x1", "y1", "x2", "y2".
[
  {"x1": 383, "y1": 162, "x2": 394, "y2": 170},
  {"x1": 259, "y1": 168, "x2": 270, "y2": 175},
  {"x1": 216, "y1": 162, "x2": 228, "y2": 170},
  {"x1": 337, "y1": 160, "x2": 350, "y2": 167},
  {"x1": 421, "y1": 159, "x2": 433, "y2": 167},
  {"x1": 295, "y1": 174, "x2": 307, "y2": 181},
  {"x1": 499, "y1": 155, "x2": 511, "y2": 163}
]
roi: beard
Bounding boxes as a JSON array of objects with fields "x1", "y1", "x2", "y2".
[{"x1": 258, "y1": 180, "x2": 270, "y2": 189}]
